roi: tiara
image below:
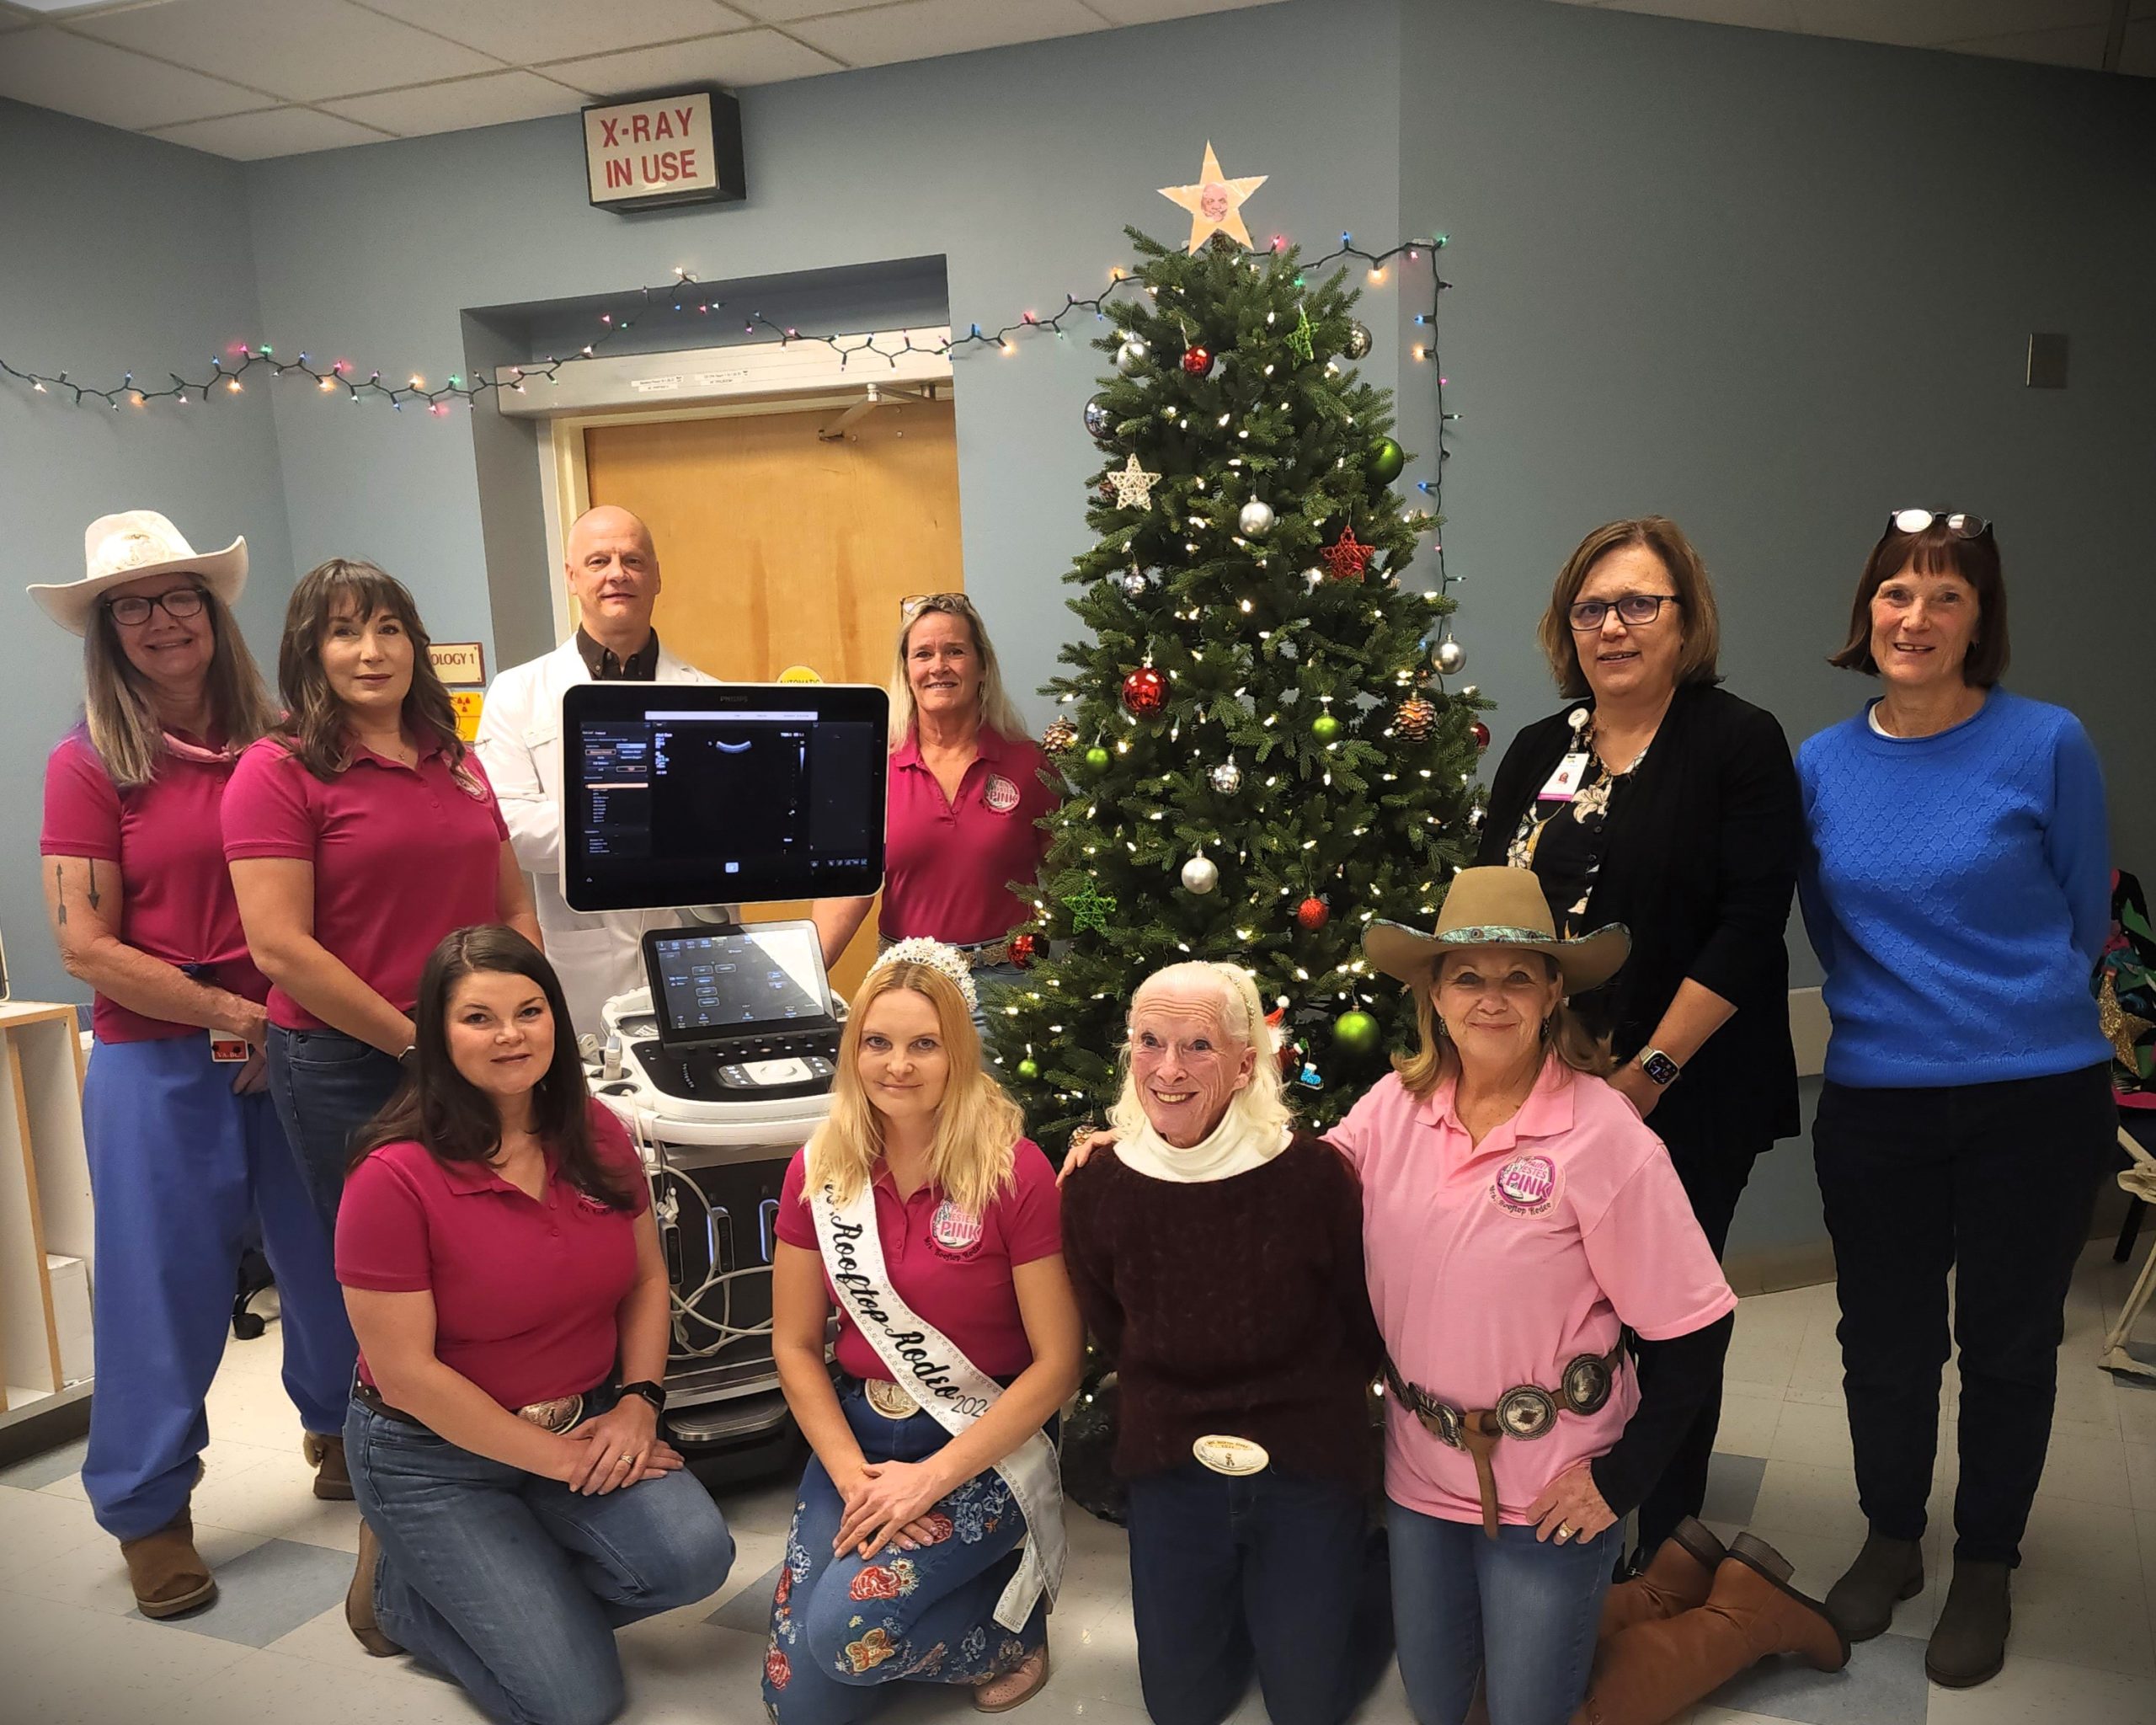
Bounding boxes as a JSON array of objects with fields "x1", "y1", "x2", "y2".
[{"x1": 869, "y1": 938, "x2": 979, "y2": 1013}]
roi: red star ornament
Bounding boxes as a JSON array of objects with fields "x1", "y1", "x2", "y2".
[{"x1": 1321, "y1": 526, "x2": 1374, "y2": 583}]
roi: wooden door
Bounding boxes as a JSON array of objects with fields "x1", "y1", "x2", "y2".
[{"x1": 584, "y1": 399, "x2": 963, "y2": 998}]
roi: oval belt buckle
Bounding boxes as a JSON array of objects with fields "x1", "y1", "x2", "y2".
[
  {"x1": 1424, "y1": 1401, "x2": 1465, "y2": 1450},
  {"x1": 1496, "y1": 1385, "x2": 1559, "y2": 1439},
  {"x1": 865, "y1": 1378, "x2": 918, "y2": 1419},
  {"x1": 1193, "y1": 1434, "x2": 1269, "y2": 1477},
  {"x1": 1561, "y1": 1353, "x2": 1614, "y2": 1415}
]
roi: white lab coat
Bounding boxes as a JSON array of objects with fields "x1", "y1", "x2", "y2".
[{"x1": 474, "y1": 635, "x2": 724, "y2": 1038}]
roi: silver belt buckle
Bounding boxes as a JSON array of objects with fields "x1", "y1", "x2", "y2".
[
  {"x1": 1561, "y1": 1351, "x2": 1616, "y2": 1414},
  {"x1": 864, "y1": 1378, "x2": 918, "y2": 1419},
  {"x1": 517, "y1": 1393, "x2": 584, "y2": 1433}
]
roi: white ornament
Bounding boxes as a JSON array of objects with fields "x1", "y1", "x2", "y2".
[
  {"x1": 1181, "y1": 854, "x2": 1219, "y2": 895},
  {"x1": 1238, "y1": 499, "x2": 1276, "y2": 538},
  {"x1": 1209, "y1": 761, "x2": 1243, "y2": 794},
  {"x1": 1117, "y1": 338, "x2": 1150, "y2": 376}
]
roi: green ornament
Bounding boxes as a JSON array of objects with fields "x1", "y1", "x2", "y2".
[
  {"x1": 1017, "y1": 1058, "x2": 1041, "y2": 1080},
  {"x1": 1369, "y1": 437, "x2": 1405, "y2": 483},
  {"x1": 1311, "y1": 713, "x2": 1342, "y2": 744},
  {"x1": 1332, "y1": 1010, "x2": 1381, "y2": 1055},
  {"x1": 1083, "y1": 745, "x2": 1111, "y2": 774},
  {"x1": 1286, "y1": 306, "x2": 1315, "y2": 364},
  {"x1": 1065, "y1": 879, "x2": 1118, "y2": 936}
]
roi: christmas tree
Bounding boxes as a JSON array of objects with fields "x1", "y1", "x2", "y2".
[{"x1": 987, "y1": 208, "x2": 1488, "y2": 1150}]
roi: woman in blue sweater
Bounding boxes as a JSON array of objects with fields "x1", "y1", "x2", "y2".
[{"x1": 1798, "y1": 510, "x2": 2112, "y2": 1691}]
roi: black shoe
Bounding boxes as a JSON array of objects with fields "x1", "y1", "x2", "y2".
[
  {"x1": 1824, "y1": 1530, "x2": 1924, "y2": 1642},
  {"x1": 1926, "y1": 1559, "x2": 2010, "y2": 1688}
]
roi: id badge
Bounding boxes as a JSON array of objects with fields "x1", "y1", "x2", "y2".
[
  {"x1": 209, "y1": 1033, "x2": 249, "y2": 1063},
  {"x1": 1537, "y1": 752, "x2": 1591, "y2": 806}
]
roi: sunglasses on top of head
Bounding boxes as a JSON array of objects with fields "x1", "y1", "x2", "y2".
[{"x1": 1889, "y1": 509, "x2": 1991, "y2": 540}]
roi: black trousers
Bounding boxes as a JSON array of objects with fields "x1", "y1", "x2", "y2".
[
  {"x1": 1812, "y1": 1062, "x2": 2114, "y2": 1566},
  {"x1": 1630, "y1": 1115, "x2": 1761, "y2": 1557}
]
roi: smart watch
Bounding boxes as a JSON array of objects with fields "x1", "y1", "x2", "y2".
[
  {"x1": 1637, "y1": 1049, "x2": 1682, "y2": 1087},
  {"x1": 620, "y1": 1380, "x2": 668, "y2": 1416}
]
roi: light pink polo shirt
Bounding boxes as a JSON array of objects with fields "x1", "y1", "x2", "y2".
[
  {"x1": 880, "y1": 729, "x2": 1057, "y2": 946},
  {"x1": 1326, "y1": 1062, "x2": 1735, "y2": 1527},
  {"x1": 222, "y1": 736, "x2": 510, "y2": 1031}
]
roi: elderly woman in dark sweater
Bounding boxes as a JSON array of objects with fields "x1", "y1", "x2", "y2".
[{"x1": 1060, "y1": 961, "x2": 1389, "y2": 1725}]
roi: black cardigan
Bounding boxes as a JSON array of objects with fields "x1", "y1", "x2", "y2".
[{"x1": 1476, "y1": 682, "x2": 1801, "y2": 1148}]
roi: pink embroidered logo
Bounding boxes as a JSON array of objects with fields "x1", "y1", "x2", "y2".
[
  {"x1": 930, "y1": 1199, "x2": 985, "y2": 1258},
  {"x1": 982, "y1": 774, "x2": 1022, "y2": 814},
  {"x1": 1492, "y1": 1153, "x2": 1559, "y2": 1217}
]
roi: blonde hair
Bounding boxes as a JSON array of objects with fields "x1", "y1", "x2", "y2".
[
  {"x1": 888, "y1": 593, "x2": 1029, "y2": 750},
  {"x1": 802, "y1": 959, "x2": 1024, "y2": 1217},
  {"x1": 1392, "y1": 952, "x2": 1609, "y2": 1102},
  {"x1": 1107, "y1": 961, "x2": 1291, "y2": 1144},
  {"x1": 83, "y1": 588, "x2": 276, "y2": 789},
  {"x1": 1538, "y1": 517, "x2": 1722, "y2": 700}
]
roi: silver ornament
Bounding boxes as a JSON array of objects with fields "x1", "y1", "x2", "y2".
[
  {"x1": 1083, "y1": 395, "x2": 1115, "y2": 441},
  {"x1": 1181, "y1": 854, "x2": 1219, "y2": 895},
  {"x1": 1116, "y1": 338, "x2": 1150, "y2": 377},
  {"x1": 1238, "y1": 499, "x2": 1276, "y2": 538},
  {"x1": 1433, "y1": 637, "x2": 1466, "y2": 676},
  {"x1": 1344, "y1": 321, "x2": 1373, "y2": 360},
  {"x1": 1119, "y1": 567, "x2": 1150, "y2": 596},
  {"x1": 1209, "y1": 761, "x2": 1243, "y2": 794}
]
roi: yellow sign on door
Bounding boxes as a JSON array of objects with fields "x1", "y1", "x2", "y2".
[{"x1": 450, "y1": 689, "x2": 484, "y2": 743}]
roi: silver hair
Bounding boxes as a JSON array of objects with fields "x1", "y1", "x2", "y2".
[{"x1": 1107, "y1": 960, "x2": 1292, "y2": 1143}]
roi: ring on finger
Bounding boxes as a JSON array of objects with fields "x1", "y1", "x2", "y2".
[{"x1": 1556, "y1": 1523, "x2": 1577, "y2": 1542}]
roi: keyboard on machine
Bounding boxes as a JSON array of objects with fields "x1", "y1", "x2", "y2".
[{"x1": 632, "y1": 1025, "x2": 841, "y2": 1102}]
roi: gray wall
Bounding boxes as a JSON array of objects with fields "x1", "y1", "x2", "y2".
[{"x1": 0, "y1": 98, "x2": 295, "y2": 1013}]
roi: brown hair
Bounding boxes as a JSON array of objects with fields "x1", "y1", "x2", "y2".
[
  {"x1": 1391, "y1": 952, "x2": 1610, "y2": 1102},
  {"x1": 351, "y1": 925, "x2": 635, "y2": 1209},
  {"x1": 275, "y1": 559, "x2": 472, "y2": 784},
  {"x1": 1538, "y1": 517, "x2": 1722, "y2": 699},
  {"x1": 82, "y1": 587, "x2": 275, "y2": 789},
  {"x1": 1828, "y1": 521, "x2": 2009, "y2": 686}
]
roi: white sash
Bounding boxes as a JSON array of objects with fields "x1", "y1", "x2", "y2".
[{"x1": 813, "y1": 1179, "x2": 1065, "y2": 1631}]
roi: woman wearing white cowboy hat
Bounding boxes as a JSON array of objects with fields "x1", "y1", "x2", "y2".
[
  {"x1": 35, "y1": 510, "x2": 359, "y2": 1617},
  {"x1": 1331, "y1": 867, "x2": 1842, "y2": 1725}
]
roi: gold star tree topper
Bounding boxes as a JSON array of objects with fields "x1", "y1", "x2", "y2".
[{"x1": 1159, "y1": 142, "x2": 1267, "y2": 254}]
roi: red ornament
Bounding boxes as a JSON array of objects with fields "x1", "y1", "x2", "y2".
[
  {"x1": 1121, "y1": 666, "x2": 1168, "y2": 717},
  {"x1": 1472, "y1": 719, "x2": 1492, "y2": 750},
  {"x1": 1321, "y1": 526, "x2": 1374, "y2": 583},
  {"x1": 1295, "y1": 896, "x2": 1331, "y2": 932},
  {"x1": 1181, "y1": 344, "x2": 1213, "y2": 376},
  {"x1": 1008, "y1": 932, "x2": 1038, "y2": 969}
]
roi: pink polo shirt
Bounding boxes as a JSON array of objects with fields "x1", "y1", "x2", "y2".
[
  {"x1": 222, "y1": 736, "x2": 510, "y2": 1031},
  {"x1": 337, "y1": 1100, "x2": 650, "y2": 1410},
  {"x1": 881, "y1": 729, "x2": 1057, "y2": 946},
  {"x1": 775, "y1": 1138, "x2": 1063, "y2": 1381},
  {"x1": 1326, "y1": 1062, "x2": 1734, "y2": 1527}
]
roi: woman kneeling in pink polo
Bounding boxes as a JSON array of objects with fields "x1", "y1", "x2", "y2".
[{"x1": 1331, "y1": 868, "x2": 1843, "y2": 1725}]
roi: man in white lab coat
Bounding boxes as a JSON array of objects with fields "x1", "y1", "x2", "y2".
[{"x1": 475, "y1": 504, "x2": 723, "y2": 1037}]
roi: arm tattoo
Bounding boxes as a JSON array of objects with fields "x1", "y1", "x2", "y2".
[
  {"x1": 86, "y1": 859, "x2": 101, "y2": 911},
  {"x1": 56, "y1": 862, "x2": 67, "y2": 925}
]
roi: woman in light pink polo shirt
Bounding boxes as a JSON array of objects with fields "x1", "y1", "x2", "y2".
[
  {"x1": 1332, "y1": 868, "x2": 1842, "y2": 1725},
  {"x1": 226, "y1": 560, "x2": 541, "y2": 1247}
]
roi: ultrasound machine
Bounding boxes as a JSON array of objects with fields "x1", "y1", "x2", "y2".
[{"x1": 560, "y1": 681, "x2": 886, "y2": 1478}]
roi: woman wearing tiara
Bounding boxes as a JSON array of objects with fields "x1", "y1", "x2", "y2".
[{"x1": 764, "y1": 938, "x2": 1083, "y2": 1722}]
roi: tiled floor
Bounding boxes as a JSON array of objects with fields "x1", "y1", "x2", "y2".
[{"x1": 3, "y1": 1242, "x2": 2153, "y2": 1725}]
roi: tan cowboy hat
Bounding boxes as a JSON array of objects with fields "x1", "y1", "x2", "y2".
[
  {"x1": 29, "y1": 510, "x2": 248, "y2": 636},
  {"x1": 1363, "y1": 865, "x2": 1630, "y2": 995}
]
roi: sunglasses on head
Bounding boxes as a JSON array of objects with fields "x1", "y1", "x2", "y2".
[
  {"x1": 899, "y1": 591, "x2": 975, "y2": 617},
  {"x1": 1889, "y1": 509, "x2": 1990, "y2": 539}
]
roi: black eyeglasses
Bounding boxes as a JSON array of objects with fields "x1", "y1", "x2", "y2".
[
  {"x1": 104, "y1": 586, "x2": 207, "y2": 627},
  {"x1": 1889, "y1": 509, "x2": 1990, "y2": 539},
  {"x1": 1567, "y1": 593, "x2": 1681, "y2": 632}
]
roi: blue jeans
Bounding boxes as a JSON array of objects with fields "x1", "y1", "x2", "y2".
[
  {"x1": 346, "y1": 1399, "x2": 736, "y2": 1725},
  {"x1": 1387, "y1": 1501, "x2": 1620, "y2": 1725},
  {"x1": 80, "y1": 1035, "x2": 355, "y2": 1539},
  {"x1": 266, "y1": 1023, "x2": 403, "y2": 1231},
  {"x1": 764, "y1": 1385, "x2": 1049, "y2": 1725},
  {"x1": 1127, "y1": 1462, "x2": 1393, "y2": 1725}
]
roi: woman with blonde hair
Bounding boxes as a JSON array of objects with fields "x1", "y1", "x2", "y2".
[
  {"x1": 812, "y1": 594, "x2": 1057, "y2": 1015},
  {"x1": 765, "y1": 939, "x2": 1082, "y2": 1722}
]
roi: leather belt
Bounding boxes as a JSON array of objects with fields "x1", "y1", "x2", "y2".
[
  {"x1": 1384, "y1": 1342, "x2": 1627, "y2": 1540},
  {"x1": 353, "y1": 1380, "x2": 597, "y2": 1435}
]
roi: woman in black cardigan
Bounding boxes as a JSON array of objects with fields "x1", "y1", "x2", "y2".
[{"x1": 1476, "y1": 515, "x2": 1801, "y2": 1567}]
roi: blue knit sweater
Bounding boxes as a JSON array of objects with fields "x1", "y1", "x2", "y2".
[{"x1": 1797, "y1": 689, "x2": 2111, "y2": 1088}]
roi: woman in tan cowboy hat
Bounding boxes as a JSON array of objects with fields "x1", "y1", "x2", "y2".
[
  {"x1": 1333, "y1": 867, "x2": 1842, "y2": 1725},
  {"x1": 33, "y1": 510, "x2": 358, "y2": 1616}
]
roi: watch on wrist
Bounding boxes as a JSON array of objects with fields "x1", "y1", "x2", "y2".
[
  {"x1": 619, "y1": 1380, "x2": 667, "y2": 1416},
  {"x1": 1637, "y1": 1049, "x2": 1682, "y2": 1087},
  {"x1": 397, "y1": 1044, "x2": 419, "y2": 1070}
]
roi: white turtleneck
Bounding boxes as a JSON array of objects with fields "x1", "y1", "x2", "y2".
[{"x1": 1113, "y1": 1109, "x2": 1294, "y2": 1183}]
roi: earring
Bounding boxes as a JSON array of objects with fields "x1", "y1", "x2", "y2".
[{"x1": 1540, "y1": 1016, "x2": 1554, "y2": 1043}]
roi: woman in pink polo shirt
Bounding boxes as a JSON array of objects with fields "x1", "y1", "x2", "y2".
[
  {"x1": 765, "y1": 940, "x2": 1082, "y2": 1724},
  {"x1": 225, "y1": 559, "x2": 540, "y2": 1237},
  {"x1": 1331, "y1": 868, "x2": 1842, "y2": 1725},
  {"x1": 813, "y1": 595, "x2": 1057, "y2": 1018},
  {"x1": 32, "y1": 510, "x2": 356, "y2": 1618},
  {"x1": 336, "y1": 926, "x2": 735, "y2": 1725}
]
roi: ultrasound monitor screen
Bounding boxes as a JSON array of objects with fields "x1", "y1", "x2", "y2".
[
  {"x1": 563, "y1": 682, "x2": 888, "y2": 912},
  {"x1": 647, "y1": 925, "x2": 831, "y2": 1043}
]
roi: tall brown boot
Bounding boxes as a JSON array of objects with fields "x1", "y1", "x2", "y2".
[
  {"x1": 1598, "y1": 1518, "x2": 1726, "y2": 1638},
  {"x1": 1572, "y1": 1534, "x2": 1849, "y2": 1725},
  {"x1": 120, "y1": 1506, "x2": 216, "y2": 1619}
]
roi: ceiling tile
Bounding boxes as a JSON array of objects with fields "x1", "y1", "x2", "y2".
[
  {"x1": 73, "y1": 0, "x2": 503, "y2": 101},
  {"x1": 1080, "y1": 0, "x2": 1289, "y2": 23},
  {"x1": 351, "y1": 0, "x2": 753, "y2": 65},
  {"x1": 147, "y1": 103, "x2": 392, "y2": 158},
  {"x1": 544, "y1": 27, "x2": 841, "y2": 93},
  {"x1": 1939, "y1": 22, "x2": 2110, "y2": 68},
  {"x1": 789, "y1": 0, "x2": 1108, "y2": 68},
  {"x1": 1789, "y1": 1, "x2": 2110, "y2": 50},
  {"x1": 0, "y1": 24, "x2": 271, "y2": 127},
  {"x1": 692, "y1": 0, "x2": 885, "y2": 21},
  {"x1": 322, "y1": 68, "x2": 588, "y2": 135},
  {"x1": 2122, "y1": 18, "x2": 2156, "y2": 73}
]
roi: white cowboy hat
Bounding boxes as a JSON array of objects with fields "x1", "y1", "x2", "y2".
[
  {"x1": 28, "y1": 510, "x2": 248, "y2": 636},
  {"x1": 1363, "y1": 865, "x2": 1630, "y2": 996}
]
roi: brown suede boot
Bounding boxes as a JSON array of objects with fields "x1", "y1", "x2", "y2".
[
  {"x1": 346, "y1": 1518, "x2": 402, "y2": 1656},
  {"x1": 303, "y1": 1431, "x2": 353, "y2": 1500},
  {"x1": 1572, "y1": 1534, "x2": 1849, "y2": 1725},
  {"x1": 120, "y1": 1507, "x2": 216, "y2": 1619},
  {"x1": 1598, "y1": 1517, "x2": 1727, "y2": 1638}
]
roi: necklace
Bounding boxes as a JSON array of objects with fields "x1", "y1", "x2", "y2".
[{"x1": 1505, "y1": 706, "x2": 1653, "y2": 923}]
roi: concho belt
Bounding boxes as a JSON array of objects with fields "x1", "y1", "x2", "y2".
[{"x1": 1383, "y1": 1342, "x2": 1627, "y2": 1540}]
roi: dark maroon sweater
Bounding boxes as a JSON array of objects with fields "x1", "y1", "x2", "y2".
[{"x1": 1059, "y1": 1130, "x2": 1382, "y2": 1489}]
